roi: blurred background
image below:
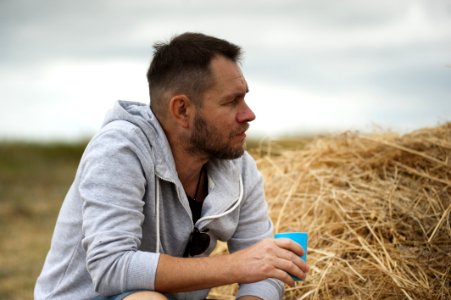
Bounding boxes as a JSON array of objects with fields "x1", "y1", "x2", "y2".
[
  {"x1": 1, "y1": 0, "x2": 450, "y2": 142},
  {"x1": 0, "y1": 0, "x2": 450, "y2": 299}
]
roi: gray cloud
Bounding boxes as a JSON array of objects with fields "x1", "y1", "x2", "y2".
[{"x1": 1, "y1": 0, "x2": 450, "y2": 140}]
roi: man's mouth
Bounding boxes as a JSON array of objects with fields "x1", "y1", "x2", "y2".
[
  {"x1": 229, "y1": 123, "x2": 250, "y2": 139},
  {"x1": 238, "y1": 123, "x2": 250, "y2": 135}
]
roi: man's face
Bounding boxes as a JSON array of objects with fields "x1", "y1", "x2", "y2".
[{"x1": 188, "y1": 56, "x2": 255, "y2": 159}]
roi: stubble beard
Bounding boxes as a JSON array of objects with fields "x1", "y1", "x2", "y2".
[{"x1": 188, "y1": 111, "x2": 248, "y2": 160}]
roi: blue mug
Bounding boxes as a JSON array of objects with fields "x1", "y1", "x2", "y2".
[{"x1": 274, "y1": 232, "x2": 308, "y2": 281}]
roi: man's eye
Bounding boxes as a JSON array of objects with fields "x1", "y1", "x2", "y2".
[{"x1": 231, "y1": 97, "x2": 241, "y2": 105}]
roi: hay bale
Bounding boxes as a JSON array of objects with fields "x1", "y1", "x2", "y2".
[{"x1": 209, "y1": 122, "x2": 450, "y2": 300}]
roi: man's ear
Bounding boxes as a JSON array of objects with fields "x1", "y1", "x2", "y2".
[{"x1": 168, "y1": 94, "x2": 193, "y2": 128}]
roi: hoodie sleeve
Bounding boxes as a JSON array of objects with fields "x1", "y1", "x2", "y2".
[
  {"x1": 228, "y1": 153, "x2": 284, "y2": 300},
  {"x1": 79, "y1": 125, "x2": 159, "y2": 296}
]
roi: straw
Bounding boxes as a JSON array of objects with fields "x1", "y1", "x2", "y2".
[{"x1": 209, "y1": 122, "x2": 450, "y2": 299}]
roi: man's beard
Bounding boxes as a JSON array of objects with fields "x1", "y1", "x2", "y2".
[{"x1": 188, "y1": 111, "x2": 248, "y2": 160}]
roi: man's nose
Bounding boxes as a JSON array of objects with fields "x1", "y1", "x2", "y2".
[{"x1": 237, "y1": 101, "x2": 256, "y2": 123}]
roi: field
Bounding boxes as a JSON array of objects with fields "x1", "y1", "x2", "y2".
[
  {"x1": 0, "y1": 142, "x2": 87, "y2": 300},
  {"x1": 0, "y1": 124, "x2": 449, "y2": 299}
]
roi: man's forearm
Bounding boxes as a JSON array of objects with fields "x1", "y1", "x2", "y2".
[
  {"x1": 155, "y1": 253, "x2": 238, "y2": 293},
  {"x1": 154, "y1": 238, "x2": 307, "y2": 296}
]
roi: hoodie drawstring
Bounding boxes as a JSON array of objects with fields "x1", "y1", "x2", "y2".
[{"x1": 154, "y1": 175, "x2": 244, "y2": 253}]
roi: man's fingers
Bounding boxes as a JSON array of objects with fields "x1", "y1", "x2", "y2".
[
  {"x1": 271, "y1": 268, "x2": 296, "y2": 287},
  {"x1": 274, "y1": 238, "x2": 304, "y2": 257},
  {"x1": 274, "y1": 255, "x2": 307, "y2": 281},
  {"x1": 273, "y1": 238, "x2": 309, "y2": 274}
]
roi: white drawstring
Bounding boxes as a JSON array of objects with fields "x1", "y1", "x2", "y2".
[
  {"x1": 196, "y1": 176, "x2": 243, "y2": 223},
  {"x1": 154, "y1": 175, "x2": 243, "y2": 253},
  {"x1": 155, "y1": 176, "x2": 160, "y2": 253}
]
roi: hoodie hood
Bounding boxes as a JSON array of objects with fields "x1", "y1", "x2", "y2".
[{"x1": 102, "y1": 100, "x2": 178, "y2": 181}]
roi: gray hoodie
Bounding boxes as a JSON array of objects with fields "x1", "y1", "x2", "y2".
[{"x1": 35, "y1": 100, "x2": 283, "y2": 300}]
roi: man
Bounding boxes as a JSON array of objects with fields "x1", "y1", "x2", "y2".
[{"x1": 35, "y1": 32, "x2": 308, "y2": 300}]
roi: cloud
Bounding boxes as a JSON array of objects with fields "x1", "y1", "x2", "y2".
[{"x1": 0, "y1": 0, "x2": 449, "y2": 140}]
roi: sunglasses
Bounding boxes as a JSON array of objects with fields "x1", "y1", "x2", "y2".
[{"x1": 183, "y1": 227, "x2": 210, "y2": 257}]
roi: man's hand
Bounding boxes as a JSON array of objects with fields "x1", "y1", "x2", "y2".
[
  {"x1": 155, "y1": 238, "x2": 308, "y2": 293},
  {"x1": 229, "y1": 238, "x2": 309, "y2": 287}
]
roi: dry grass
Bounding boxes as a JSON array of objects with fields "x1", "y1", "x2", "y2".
[{"x1": 210, "y1": 122, "x2": 450, "y2": 299}]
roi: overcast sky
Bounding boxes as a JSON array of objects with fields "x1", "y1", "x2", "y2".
[{"x1": 1, "y1": 0, "x2": 450, "y2": 141}]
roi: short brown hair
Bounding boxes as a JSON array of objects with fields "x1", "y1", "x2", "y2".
[{"x1": 147, "y1": 32, "x2": 242, "y2": 117}]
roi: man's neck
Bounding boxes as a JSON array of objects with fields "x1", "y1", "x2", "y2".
[
  {"x1": 157, "y1": 110, "x2": 208, "y2": 199},
  {"x1": 170, "y1": 140, "x2": 208, "y2": 199}
]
